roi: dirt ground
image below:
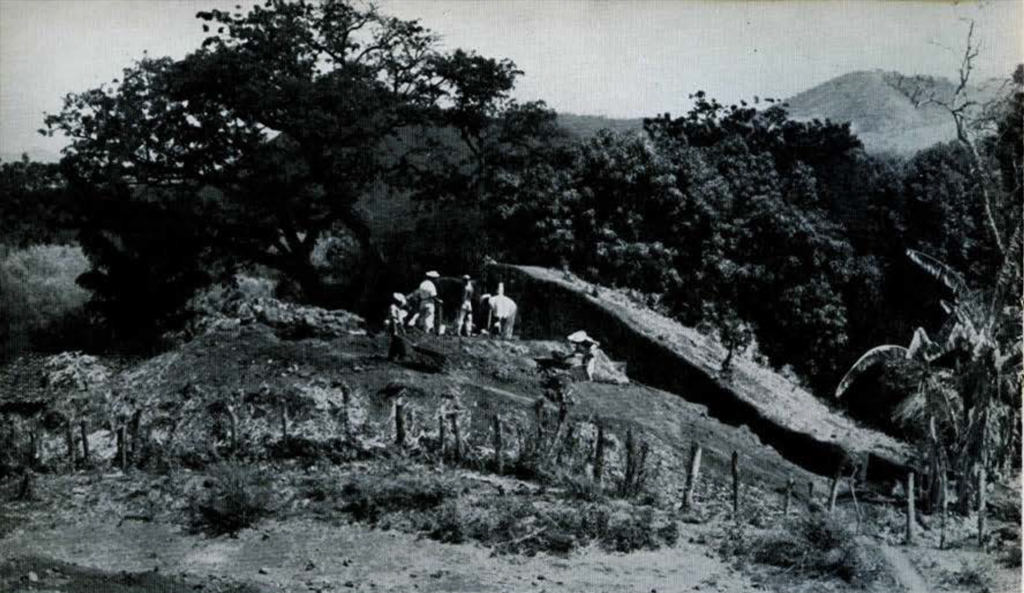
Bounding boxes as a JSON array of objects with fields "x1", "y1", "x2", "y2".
[{"x1": 1, "y1": 325, "x2": 1019, "y2": 592}]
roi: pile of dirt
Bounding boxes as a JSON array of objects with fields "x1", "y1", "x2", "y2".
[
  {"x1": 490, "y1": 264, "x2": 913, "y2": 484},
  {"x1": 184, "y1": 294, "x2": 367, "y2": 342}
]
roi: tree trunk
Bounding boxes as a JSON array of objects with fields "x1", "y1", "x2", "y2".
[
  {"x1": 940, "y1": 473, "x2": 948, "y2": 550},
  {"x1": 828, "y1": 465, "x2": 842, "y2": 513}
]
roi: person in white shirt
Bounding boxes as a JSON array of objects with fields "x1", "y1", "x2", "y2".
[
  {"x1": 410, "y1": 270, "x2": 440, "y2": 332},
  {"x1": 455, "y1": 275, "x2": 474, "y2": 336},
  {"x1": 483, "y1": 282, "x2": 517, "y2": 339}
]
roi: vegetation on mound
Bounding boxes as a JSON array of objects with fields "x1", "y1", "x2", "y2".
[
  {"x1": 721, "y1": 514, "x2": 885, "y2": 587},
  {"x1": 188, "y1": 463, "x2": 277, "y2": 536}
]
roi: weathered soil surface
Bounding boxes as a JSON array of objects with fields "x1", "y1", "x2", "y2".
[{"x1": 1, "y1": 272, "x2": 1018, "y2": 592}]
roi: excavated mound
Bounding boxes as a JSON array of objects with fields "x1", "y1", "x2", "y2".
[{"x1": 486, "y1": 264, "x2": 913, "y2": 483}]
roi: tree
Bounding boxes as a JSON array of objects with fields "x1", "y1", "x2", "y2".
[
  {"x1": 0, "y1": 155, "x2": 73, "y2": 248},
  {"x1": 836, "y1": 248, "x2": 1022, "y2": 510},
  {"x1": 44, "y1": 0, "x2": 527, "y2": 315}
]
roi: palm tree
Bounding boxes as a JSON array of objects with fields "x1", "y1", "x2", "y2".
[{"x1": 836, "y1": 245, "x2": 1022, "y2": 512}]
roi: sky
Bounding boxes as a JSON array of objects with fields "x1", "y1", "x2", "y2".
[{"x1": 1, "y1": 0, "x2": 1021, "y2": 157}]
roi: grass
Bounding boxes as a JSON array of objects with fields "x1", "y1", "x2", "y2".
[
  {"x1": 723, "y1": 513, "x2": 881, "y2": 586},
  {"x1": 188, "y1": 463, "x2": 276, "y2": 535}
]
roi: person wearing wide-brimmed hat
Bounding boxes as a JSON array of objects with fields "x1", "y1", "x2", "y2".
[
  {"x1": 409, "y1": 270, "x2": 441, "y2": 332},
  {"x1": 567, "y1": 330, "x2": 600, "y2": 381},
  {"x1": 482, "y1": 282, "x2": 517, "y2": 339}
]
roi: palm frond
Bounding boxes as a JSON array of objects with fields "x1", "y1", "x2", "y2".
[
  {"x1": 835, "y1": 345, "x2": 910, "y2": 399},
  {"x1": 907, "y1": 249, "x2": 969, "y2": 296}
]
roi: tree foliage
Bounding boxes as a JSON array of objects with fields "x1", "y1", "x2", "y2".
[{"x1": 43, "y1": 0, "x2": 537, "y2": 332}]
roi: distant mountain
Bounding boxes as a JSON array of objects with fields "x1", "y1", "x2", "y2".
[
  {"x1": 556, "y1": 113, "x2": 644, "y2": 139},
  {"x1": 784, "y1": 70, "x2": 1005, "y2": 155},
  {"x1": 0, "y1": 148, "x2": 61, "y2": 164}
]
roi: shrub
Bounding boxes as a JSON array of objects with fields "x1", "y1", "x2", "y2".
[
  {"x1": 1, "y1": 244, "x2": 90, "y2": 359},
  {"x1": 748, "y1": 514, "x2": 876, "y2": 584},
  {"x1": 189, "y1": 463, "x2": 276, "y2": 535},
  {"x1": 340, "y1": 470, "x2": 456, "y2": 523}
]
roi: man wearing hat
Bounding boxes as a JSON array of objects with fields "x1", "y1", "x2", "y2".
[
  {"x1": 412, "y1": 271, "x2": 440, "y2": 332},
  {"x1": 567, "y1": 330, "x2": 600, "y2": 381},
  {"x1": 455, "y1": 275, "x2": 475, "y2": 337}
]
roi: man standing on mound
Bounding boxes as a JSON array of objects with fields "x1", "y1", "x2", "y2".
[{"x1": 412, "y1": 270, "x2": 440, "y2": 333}]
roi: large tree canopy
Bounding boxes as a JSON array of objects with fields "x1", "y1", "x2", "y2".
[{"x1": 44, "y1": 0, "x2": 539, "y2": 323}]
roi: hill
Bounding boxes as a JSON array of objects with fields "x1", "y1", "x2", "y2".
[{"x1": 785, "y1": 69, "x2": 1005, "y2": 154}]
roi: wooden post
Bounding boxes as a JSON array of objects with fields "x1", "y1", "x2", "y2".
[
  {"x1": 731, "y1": 451, "x2": 740, "y2": 522},
  {"x1": 128, "y1": 410, "x2": 141, "y2": 462},
  {"x1": 593, "y1": 422, "x2": 606, "y2": 484},
  {"x1": 65, "y1": 420, "x2": 76, "y2": 467},
  {"x1": 118, "y1": 426, "x2": 128, "y2": 470},
  {"x1": 906, "y1": 471, "x2": 916, "y2": 545},
  {"x1": 449, "y1": 412, "x2": 462, "y2": 463},
  {"x1": 807, "y1": 481, "x2": 815, "y2": 511},
  {"x1": 226, "y1": 404, "x2": 238, "y2": 452},
  {"x1": 977, "y1": 463, "x2": 987, "y2": 548},
  {"x1": 395, "y1": 399, "x2": 406, "y2": 447},
  {"x1": 341, "y1": 385, "x2": 351, "y2": 437},
  {"x1": 783, "y1": 477, "x2": 794, "y2": 517},
  {"x1": 280, "y1": 401, "x2": 289, "y2": 440},
  {"x1": 940, "y1": 473, "x2": 948, "y2": 550},
  {"x1": 79, "y1": 420, "x2": 89, "y2": 462},
  {"x1": 683, "y1": 443, "x2": 703, "y2": 511},
  {"x1": 438, "y1": 412, "x2": 446, "y2": 463},
  {"x1": 492, "y1": 414, "x2": 504, "y2": 474},
  {"x1": 828, "y1": 466, "x2": 842, "y2": 513},
  {"x1": 29, "y1": 426, "x2": 39, "y2": 467},
  {"x1": 623, "y1": 428, "x2": 637, "y2": 494},
  {"x1": 533, "y1": 398, "x2": 545, "y2": 443}
]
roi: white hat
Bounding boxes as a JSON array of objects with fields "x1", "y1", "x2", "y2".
[
  {"x1": 393, "y1": 292, "x2": 406, "y2": 304},
  {"x1": 480, "y1": 293, "x2": 492, "y2": 301},
  {"x1": 462, "y1": 274, "x2": 471, "y2": 281},
  {"x1": 425, "y1": 270, "x2": 440, "y2": 279},
  {"x1": 567, "y1": 330, "x2": 591, "y2": 343}
]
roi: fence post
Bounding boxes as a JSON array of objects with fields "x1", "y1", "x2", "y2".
[
  {"x1": 906, "y1": 471, "x2": 916, "y2": 545},
  {"x1": 65, "y1": 420, "x2": 76, "y2": 467},
  {"x1": 79, "y1": 420, "x2": 90, "y2": 462},
  {"x1": 683, "y1": 443, "x2": 703, "y2": 511},
  {"x1": 492, "y1": 414, "x2": 504, "y2": 474},
  {"x1": 783, "y1": 476, "x2": 794, "y2": 517},
  {"x1": 940, "y1": 472, "x2": 948, "y2": 550},
  {"x1": 593, "y1": 422, "x2": 606, "y2": 484},
  {"x1": 394, "y1": 399, "x2": 406, "y2": 447},
  {"x1": 623, "y1": 428, "x2": 637, "y2": 494},
  {"x1": 118, "y1": 426, "x2": 128, "y2": 470},
  {"x1": 226, "y1": 404, "x2": 238, "y2": 453},
  {"x1": 828, "y1": 465, "x2": 842, "y2": 513},
  {"x1": 977, "y1": 464, "x2": 987, "y2": 548},
  {"x1": 449, "y1": 412, "x2": 462, "y2": 463},
  {"x1": 341, "y1": 385, "x2": 351, "y2": 438},
  {"x1": 807, "y1": 481, "x2": 815, "y2": 511},
  {"x1": 731, "y1": 451, "x2": 740, "y2": 522},
  {"x1": 280, "y1": 401, "x2": 289, "y2": 441},
  {"x1": 438, "y1": 412, "x2": 446, "y2": 464}
]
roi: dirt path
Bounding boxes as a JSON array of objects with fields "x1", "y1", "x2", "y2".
[
  {"x1": 3, "y1": 515, "x2": 756, "y2": 593},
  {"x1": 878, "y1": 545, "x2": 930, "y2": 593}
]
